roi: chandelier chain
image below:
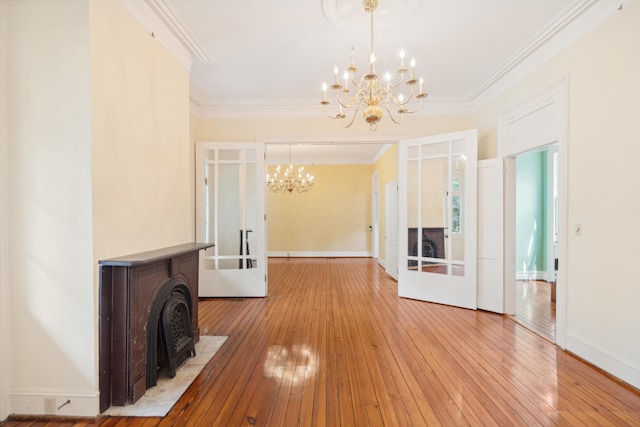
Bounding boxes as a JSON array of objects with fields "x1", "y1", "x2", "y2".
[{"x1": 370, "y1": 8, "x2": 374, "y2": 59}]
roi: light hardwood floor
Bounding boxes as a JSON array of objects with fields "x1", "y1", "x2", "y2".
[
  {"x1": 515, "y1": 279, "x2": 556, "y2": 342},
  {"x1": 3, "y1": 258, "x2": 639, "y2": 426}
]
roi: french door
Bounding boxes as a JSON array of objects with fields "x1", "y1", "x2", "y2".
[
  {"x1": 195, "y1": 142, "x2": 267, "y2": 297},
  {"x1": 398, "y1": 130, "x2": 478, "y2": 309},
  {"x1": 385, "y1": 181, "x2": 398, "y2": 280}
]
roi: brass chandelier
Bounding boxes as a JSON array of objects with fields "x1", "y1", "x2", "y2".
[
  {"x1": 320, "y1": 0, "x2": 427, "y2": 131},
  {"x1": 266, "y1": 146, "x2": 314, "y2": 193}
]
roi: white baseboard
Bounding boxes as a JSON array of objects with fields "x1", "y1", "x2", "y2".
[
  {"x1": 268, "y1": 251, "x2": 372, "y2": 258},
  {"x1": 377, "y1": 258, "x2": 386, "y2": 269},
  {"x1": 566, "y1": 333, "x2": 640, "y2": 390},
  {"x1": 10, "y1": 391, "x2": 99, "y2": 418}
]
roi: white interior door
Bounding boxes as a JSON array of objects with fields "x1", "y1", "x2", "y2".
[
  {"x1": 372, "y1": 172, "x2": 380, "y2": 259},
  {"x1": 477, "y1": 158, "x2": 504, "y2": 313},
  {"x1": 195, "y1": 142, "x2": 266, "y2": 297},
  {"x1": 385, "y1": 181, "x2": 398, "y2": 280},
  {"x1": 398, "y1": 130, "x2": 478, "y2": 309},
  {"x1": 546, "y1": 147, "x2": 558, "y2": 283}
]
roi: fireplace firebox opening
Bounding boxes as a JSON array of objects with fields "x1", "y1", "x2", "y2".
[{"x1": 147, "y1": 278, "x2": 196, "y2": 389}]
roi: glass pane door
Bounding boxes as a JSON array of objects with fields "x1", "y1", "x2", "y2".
[
  {"x1": 196, "y1": 142, "x2": 266, "y2": 297},
  {"x1": 398, "y1": 130, "x2": 477, "y2": 309}
]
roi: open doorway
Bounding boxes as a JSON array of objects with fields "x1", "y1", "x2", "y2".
[
  {"x1": 513, "y1": 145, "x2": 558, "y2": 341},
  {"x1": 262, "y1": 135, "x2": 406, "y2": 262},
  {"x1": 500, "y1": 79, "x2": 567, "y2": 348}
]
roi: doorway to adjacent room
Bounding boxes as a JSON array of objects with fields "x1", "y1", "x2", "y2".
[{"x1": 513, "y1": 145, "x2": 558, "y2": 342}]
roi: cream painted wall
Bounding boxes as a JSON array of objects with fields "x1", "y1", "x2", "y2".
[
  {"x1": 374, "y1": 145, "x2": 398, "y2": 263},
  {"x1": 5, "y1": 0, "x2": 96, "y2": 414},
  {"x1": 267, "y1": 164, "x2": 373, "y2": 254},
  {"x1": 0, "y1": 1, "x2": 11, "y2": 421},
  {"x1": 90, "y1": 0, "x2": 193, "y2": 262},
  {"x1": 90, "y1": 0, "x2": 193, "y2": 411},
  {"x1": 2, "y1": 0, "x2": 193, "y2": 418},
  {"x1": 192, "y1": 114, "x2": 474, "y2": 143},
  {"x1": 473, "y1": 2, "x2": 640, "y2": 387}
]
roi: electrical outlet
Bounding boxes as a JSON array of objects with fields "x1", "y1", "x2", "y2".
[{"x1": 44, "y1": 397, "x2": 56, "y2": 415}]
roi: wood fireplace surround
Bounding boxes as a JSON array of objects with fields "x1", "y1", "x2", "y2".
[{"x1": 98, "y1": 243, "x2": 212, "y2": 413}]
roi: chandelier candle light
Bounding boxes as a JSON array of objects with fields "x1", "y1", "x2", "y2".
[
  {"x1": 266, "y1": 146, "x2": 314, "y2": 193},
  {"x1": 320, "y1": 0, "x2": 427, "y2": 131}
]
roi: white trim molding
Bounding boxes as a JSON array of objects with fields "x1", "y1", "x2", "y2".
[
  {"x1": 257, "y1": 132, "x2": 410, "y2": 145},
  {"x1": 515, "y1": 271, "x2": 551, "y2": 282},
  {"x1": 268, "y1": 251, "x2": 372, "y2": 258},
  {"x1": 117, "y1": 0, "x2": 196, "y2": 70},
  {"x1": 10, "y1": 392, "x2": 99, "y2": 418},
  {"x1": 566, "y1": 333, "x2": 640, "y2": 390},
  {"x1": 470, "y1": 0, "x2": 635, "y2": 110},
  {"x1": 123, "y1": 0, "x2": 634, "y2": 121},
  {"x1": 144, "y1": 0, "x2": 210, "y2": 62},
  {"x1": 499, "y1": 77, "x2": 569, "y2": 349},
  {"x1": 190, "y1": 96, "x2": 472, "y2": 120},
  {"x1": 188, "y1": 0, "x2": 634, "y2": 120},
  {"x1": 377, "y1": 257, "x2": 387, "y2": 270}
]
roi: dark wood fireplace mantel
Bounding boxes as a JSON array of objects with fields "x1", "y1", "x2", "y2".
[{"x1": 98, "y1": 242, "x2": 213, "y2": 413}]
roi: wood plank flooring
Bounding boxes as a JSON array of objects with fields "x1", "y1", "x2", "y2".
[
  {"x1": 515, "y1": 280, "x2": 556, "y2": 342},
  {"x1": 3, "y1": 258, "x2": 640, "y2": 426}
]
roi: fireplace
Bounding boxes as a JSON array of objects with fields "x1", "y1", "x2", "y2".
[
  {"x1": 408, "y1": 227, "x2": 446, "y2": 267},
  {"x1": 99, "y1": 243, "x2": 213, "y2": 413},
  {"x1": 147, "y1": 277, "x2": 196, "y2": 387}
]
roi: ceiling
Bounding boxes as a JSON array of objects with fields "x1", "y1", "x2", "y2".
[{"x1": 129, "y1": 0, "x2": 620, "y2": 163}]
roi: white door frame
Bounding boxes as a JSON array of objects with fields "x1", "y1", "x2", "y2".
[
  {"x1": 258, "y1": 132, "x2": 409, "y2": 265},
  {"x1": 372, "y1": 171, "x2": 380, "y2": 259},
  {"x1": 545, "y1": 147, "x2": 558, "y2": 283},
  {"x1": 498, "y1": 77, "x2": 568, "y2": 348},
  {"x1": 384, "y1": 181, "x2": 398, "y2": 280}
]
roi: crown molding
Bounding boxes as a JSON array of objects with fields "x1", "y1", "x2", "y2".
[
  {"x1": 190, "y1": 96, "x2": 472, "y2": 120},
  {"x1": 469, "y1": 0, "x2": 635, "y2": 110},
  {"x1": 118, "y1": 0, "x2": 195, "y2": 70},
  {"x1": 257, "y1": 132, "x2": 409, "y2": 144},
  {"x1": 144, "y1": 0, "x2": 210, "y2": 62},
  {"x1": 466, "y1": 0, "x2": 598, "y2": 102},
  {"x1": 190, "y1": 0, "x2": 634, "y2": 120},
  {"x1": 191, "y1": 98, "x2": 322, "y2": 120}
]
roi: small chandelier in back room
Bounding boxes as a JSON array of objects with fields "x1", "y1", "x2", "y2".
[
  {"x1": 266, "y1": 145, "x2": 314, "y2": 193},
  {"x1": 320, "y1": 0, "x2": 427, "y2": 131}
]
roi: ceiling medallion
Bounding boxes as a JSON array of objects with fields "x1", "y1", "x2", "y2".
[{"x1": 321, "y1": 0, "x2": 422, "y2": 32}]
